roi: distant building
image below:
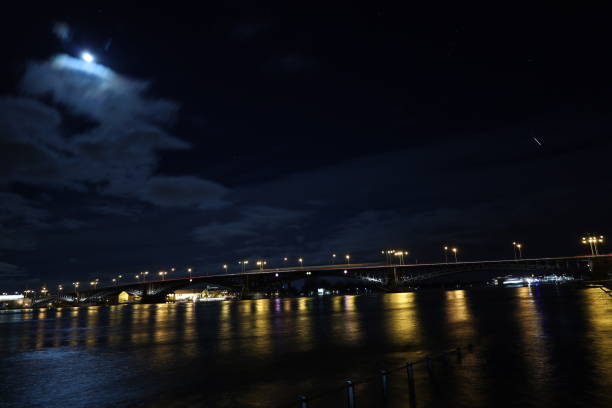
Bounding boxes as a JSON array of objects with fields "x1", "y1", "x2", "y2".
[
  {"x1": 0, "y1": 294, "x2": 32, "y2": 309},
  {"x1": 118, "y1": 291, "x2": 136, "y2": 303}
]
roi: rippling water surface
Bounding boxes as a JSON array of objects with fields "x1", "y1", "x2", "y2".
[{"x1": 0, "y1": 287, "x2": 610, "y2": 407}]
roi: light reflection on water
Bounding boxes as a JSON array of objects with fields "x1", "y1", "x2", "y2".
[
  {"x1": 0, "y1": 287, "x2": 610, "y2": 408},
  {"x1": 384, "y1": 292, "x2": 420, "y2": 350}
]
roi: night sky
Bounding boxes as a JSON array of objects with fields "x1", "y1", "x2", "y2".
[{"x1": 1, "y1": 4, "x2": 611, "y2": 291}]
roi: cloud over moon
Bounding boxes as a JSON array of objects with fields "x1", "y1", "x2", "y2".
[{"x1": 0, "y1": 54, "x2": 228, "y2": 208}]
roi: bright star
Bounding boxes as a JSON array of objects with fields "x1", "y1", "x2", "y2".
[{"x1": 81, "y1": 51, "x2": 94, "y2": 63}]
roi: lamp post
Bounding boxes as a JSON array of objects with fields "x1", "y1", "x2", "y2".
[
  {"x1": 444, "y1": 246, "x2": 449, "y2": 263},
  {"x1": 187, "y1": 267, "x2": 193, "y2": 281},
  {"x1": 512, "y1": 242, "x2": 524, "y2": 259},
  {"x1": 223, "y1": 264, "x2": 228, "y2": 274},
  {"x1": 256, "y1": 260, "x2": 267, "y2": 271},
  {"x1": 112, "y1": 278, "x2": 117, "y2": 286},
  {"x1": 345, "y1": 254, "x2": 350, "y2": 267},
  {"x1": 159, "y1": 271, "x2": 168, "y2": 281},
  {"x1": 73, "y1": 282, "x2": 80, "y2": 302},
  {"x1": 239, "y1": 260, "x2": 249, "y2": 273},
  {"x1": 582, "y1": 235, "x2": 604, "y2": 255},
  {"x1": 395, "y1": 251, "x2": 408, "y2": 265},
  {"x1": 332, "y1": 253, "x2": 337, "y2": 264},
  {"x1": 452, "y1": 247, "x2": 458, "y2": 263},
  {"x1": 298, "y1": 258, "x2": 304, "y2": 268},
  {"x1": 57, "y1": 285, "x2": 63, "y2": 298}
]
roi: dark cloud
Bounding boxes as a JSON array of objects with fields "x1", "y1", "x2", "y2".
[
  {"x1": 264, "y1": 53, "x2": 319, "y2": 75},
  {"x1": 141, "y1": 176, "x2": 229, "y2": 209},
  {"x1": 0, "y1": 262, "x2": 26, "y2": 278},
  {"x1": 193, "y1": 205, "x2": 306, "y2": 246},
  {"x1": 52, "y1": 22, "x2": 71, "y2": 41},
  {"x1": 231, "y1": 21, "x2": 268, "y2": 41},
  {"x1": 88, "y1": 202, "x2": 143, "y2": 217}
]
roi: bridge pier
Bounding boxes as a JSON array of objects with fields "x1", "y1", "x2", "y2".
[
  {"x1": 588, "y1": 257, "x2": 612, "y2": 280},
  {"x1": 385, "y1": 267, "x2": 399, "y2": 290}
]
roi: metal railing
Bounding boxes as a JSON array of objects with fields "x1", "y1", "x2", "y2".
[{"x1": 280, "y1": 344, "x2": 474, "y2": 408}]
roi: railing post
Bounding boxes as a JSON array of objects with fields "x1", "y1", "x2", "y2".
[
  {"x1": 406, "y1": 362, "x2": 414, "y2": 383},
  {"x1": 346, "y1": 380, "x2": 356, "y2": 408},
  {"x1": 406, "y1": 362, "x2": 417, "y2": 408},
  {"x1": 298, "y1": 395, "x2": 309, "y2": 408},
  {"x1": 380, "y1": 369, "x2": 389, "y2": 401}
]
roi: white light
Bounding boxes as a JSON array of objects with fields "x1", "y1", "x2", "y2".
[
  {"x1": 0, "y1": 294, "x2": 24, "y2": 301},
  {"x1": 81, "y1": 51, "x2": 94, "y2": 63}
]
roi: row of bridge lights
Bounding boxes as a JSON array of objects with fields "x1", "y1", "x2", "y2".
[
  {"x1": 233, "y1": 254, "x2": 353, "y2": 273},
  {"x1": 29, "y1": 235, "x2": 605, "y2": 297}
]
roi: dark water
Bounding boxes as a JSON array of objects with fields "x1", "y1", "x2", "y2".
[{"x1": 0, "y1": 287, "x2": 610, "y2": 408}]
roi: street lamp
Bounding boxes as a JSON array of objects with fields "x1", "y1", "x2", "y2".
[
  {"x1": 239, "y1": 260, "x2": 249, "y2": 273},
  {"x1": 382, "y1": 249, "x2": 396, "y2": 264},
  {"x1": 187, "y1": 267, "x2": 193, "y2": 281},
  {"x1": 159, "y1": 271, "x2": 168, "y2": 281},
  {"x1": 256, "y1": 260, "x2": 267, "y2": 271},
  {"x1": 512, "y1": 242, "x2": 524, "y2": 259},
  {"x1": 298, "y1": 258, "x2": 304, "y2": 268},
  {"x1": 443, "y1": 246, "x2": 449, "y2": 263},
  {"x1": 581, "y1": 235, "x2": 604, "y2": 255},
  {"x1": 73, "y1": 282, "x2": 80, "y2": 301},
  {"x1": 332, "y1": 253, "x2": 337, "y2": 264},
  {"x1": 345, "y1": 254, "x2": 350, "y2": 266},
  {"x1": 223, "y1": 264, "x2": 228, "y2": 273},
  {"x1": 395, "y1": 250, "x2": 408, "y2": 265},
  {"x1": 452, "y1": 247, "x2": 458, "y2": 263}
]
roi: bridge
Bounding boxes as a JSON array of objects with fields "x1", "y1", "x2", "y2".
[{"x1": 33, "y1": 253, "x2": 611, "y2": 305}]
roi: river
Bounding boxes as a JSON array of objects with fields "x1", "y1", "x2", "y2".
[{"x1": 0, "y1": 286, "x2": 610, "y2": 407}]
